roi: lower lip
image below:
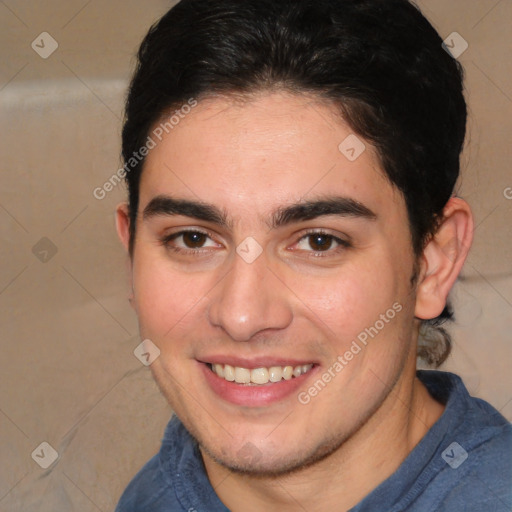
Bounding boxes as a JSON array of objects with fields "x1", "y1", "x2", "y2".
[{"x1": 200, "y1": 362, "x2": 318, "y2": 407}]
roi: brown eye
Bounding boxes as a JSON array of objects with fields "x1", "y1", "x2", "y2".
[
  {"x1": 294, "y1": 231, "x2": 350, "y2": 256},
  {"x1": 307, "y1": 234, "x2": 334, "y2": 251},
  {"x1": 161, "y1": 229, "x2": 221, "y2": 254},
  {"x1": 182, "y1": 231, "x2": 208, "y2": 248}
]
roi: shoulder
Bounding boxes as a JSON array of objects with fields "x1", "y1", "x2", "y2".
[
  {"x1": 115, "y1": 416, "x2": 189, "y2": 512},
  {"x1": 115, "y1": 415, "x2": 229, "y2": 512},
  {"x1": 115, "y1": 453, "x2": 171, "y2": 511},
  {"x1": 434, "y1": 426, "x2": 512, "y2": 511},
  {"x1": 419, "y1": 371, "x2": 512, "y2": 510},
  {"x1": 441, "y1": 396, "x2": 511, "y2": 510}
]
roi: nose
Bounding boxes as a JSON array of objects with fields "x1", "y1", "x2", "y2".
[{"x1": 207, "y1": 250, "x2": 293, "y2": 342}]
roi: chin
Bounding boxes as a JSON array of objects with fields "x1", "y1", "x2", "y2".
[{"x1": 198, "y1": 427, "x2": 348, "y2": 478}]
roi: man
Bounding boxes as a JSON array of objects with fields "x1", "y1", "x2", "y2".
[{"x1": 114, "y1": 0, "x2": 511, "y2": 510}]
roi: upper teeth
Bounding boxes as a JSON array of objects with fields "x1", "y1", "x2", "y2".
[{"x1": 211, "y1": 363, "x2": 314, "y2": 385}]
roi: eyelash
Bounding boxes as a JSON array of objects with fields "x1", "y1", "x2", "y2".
[
  {"x1": 159, "y1": 229, "x2": 351, "y2": 258},
  {"x1": 160, "y1": 229, "x2": 219, "y2": 257},
  {"x1": 298, "y1": 229, "x2": 352, "y2": 257}
]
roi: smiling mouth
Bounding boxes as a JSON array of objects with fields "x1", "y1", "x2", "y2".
[{"x1": 207, "y1": 363, "x2": 315, "y2": 385}]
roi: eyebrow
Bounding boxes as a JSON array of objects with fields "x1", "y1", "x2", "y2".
[
  {"x1": 142, "y1": 195, "x2": 377, "y2": 228},
  {"x1": 270, "y1": 197, "x2": 377, "y2": 228},
  {"x1": 143, "y1": 195, "x2": 230, "y2": 227}
]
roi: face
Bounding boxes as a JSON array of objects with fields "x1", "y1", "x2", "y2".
[{"x1": 124, "y1": 91, "x2": 421, "y2": 474}]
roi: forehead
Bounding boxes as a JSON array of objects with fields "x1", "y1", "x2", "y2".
[{"x1": 139, "y1": 91, "x2": 404, "y2": 223}]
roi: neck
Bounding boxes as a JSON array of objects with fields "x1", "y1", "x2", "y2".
[{"x1": 202, "y1": 363, "x2": 444, "y2": 512}]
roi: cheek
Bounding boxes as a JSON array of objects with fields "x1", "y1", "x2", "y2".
[
  {"x1": 290, "y1": 257, "x2": 404, "y2": 340},
  {"x1": 132, "y1": 254, "x2": 209, "y2": 340}
]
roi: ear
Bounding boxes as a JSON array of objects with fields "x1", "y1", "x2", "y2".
[
  {"x1": 116, "y1": 202, "x2": 131, "y2": 252},
  {"x1": 414, "y1": 197, "x2": 474, "y2": 320},
  {"x1": 115, "y1": 202, "x2": 136, "y2": 308}
]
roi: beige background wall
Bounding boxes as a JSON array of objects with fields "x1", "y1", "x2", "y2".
[{"x1": 1, "y1": 1, "x2": 510, "y2": 510}]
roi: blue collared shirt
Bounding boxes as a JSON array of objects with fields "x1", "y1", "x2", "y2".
[{"x1": 116, "y1": 371, "x2": 512, "y2": 511}]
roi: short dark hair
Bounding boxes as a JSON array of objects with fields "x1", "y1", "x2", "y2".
[{"x1": 122, "y1": 0, "x2": 467, "y2": 366}]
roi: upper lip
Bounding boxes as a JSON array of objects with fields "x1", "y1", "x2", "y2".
[{"x1": 198, "y1": 356, "x2": 318, "y2": 369}]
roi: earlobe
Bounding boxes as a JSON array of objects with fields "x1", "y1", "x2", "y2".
[{"x1": 415, "y1": 197, "x2": 474, "y2": 320}]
